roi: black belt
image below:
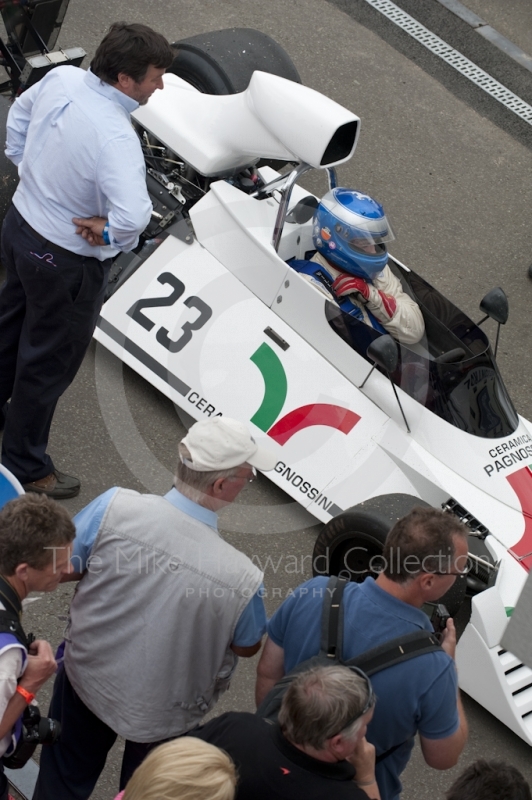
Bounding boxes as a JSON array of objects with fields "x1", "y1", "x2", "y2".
[{"x1": 13, "y1": 206, "x2": 85, "y2": 260}]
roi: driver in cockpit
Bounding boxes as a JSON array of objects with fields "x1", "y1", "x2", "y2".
[{"x1": 290, "y1": 188, "x2": 425, "y2": 346}]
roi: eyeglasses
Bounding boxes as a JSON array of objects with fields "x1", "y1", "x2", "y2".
[
  {"x1": 332, "y1": 666, "x2": 374, "y2": 736},
  {"x1": 431, "y1": 570, "x2": 469, "y2": 576},
  {"x1": 425, "y1": 566, "x2": 470, "y2": 577}
]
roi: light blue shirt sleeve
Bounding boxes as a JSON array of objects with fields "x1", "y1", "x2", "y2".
[
  {"x1": 97, "y1": 135, "x2": 152, "y2": 252},
  {"x1": 5, "y1": 80, "x2": 40, "y2": 166},
  {"x1": 71, "y1": 487, "x2": 119, "y2": 572},
  {"x1": 8, "y1": 67, "x2": 151, "y2": 259},
  {"x1": 232, "y1": 583, "x2": 267, "y2": 647}
]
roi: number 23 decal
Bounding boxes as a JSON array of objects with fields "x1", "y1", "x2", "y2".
[{"x1": 126, "y1": 272, "x2": 212, "y2": 353}]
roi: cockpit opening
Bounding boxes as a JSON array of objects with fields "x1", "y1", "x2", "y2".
[{"x1": 325, "y1": 258, "x2": 519, "y2": 439}]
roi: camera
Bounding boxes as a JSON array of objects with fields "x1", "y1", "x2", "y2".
[
  {"x1": 421, "y1": 602, "x2": 451, "y2": 642},
  {"x1": 2, "y1": 705, "x2": 61, "y2": 770}
]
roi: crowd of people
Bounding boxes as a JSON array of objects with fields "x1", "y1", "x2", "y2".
[
  {"x1": 0, "y1": 15, "x2": 529, "y2": 800},
  {"x1": 0, "y1": 416, "x2": 528, "y2": 800}
]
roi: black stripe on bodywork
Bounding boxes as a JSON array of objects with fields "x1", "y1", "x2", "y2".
[{"x1": 97, "y1": 316, "x2": 191, "y2": 397}]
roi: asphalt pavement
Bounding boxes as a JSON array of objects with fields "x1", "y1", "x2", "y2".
[
  {"x1": 4, "y1": 0, "x2": 532, "y2": 797},
  {"x1": 456, "y1": 0, "x2": 532, "y2": 57}
]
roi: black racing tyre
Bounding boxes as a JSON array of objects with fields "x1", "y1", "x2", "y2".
[
  {"x1": 312, "y1": 493, "x2": 466, "y2": 616},
  {"x1": 313, "y1": 494, "x2": 431, "y2": 582},
  {"x1": 0, "y1": 95, "x2": 19, "y2": 227},
  {"x1": 169, "y1": 28, "x2": 301, "y2": 95}
]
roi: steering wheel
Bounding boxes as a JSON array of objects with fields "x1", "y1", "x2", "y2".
[{"x1": 434, "y1": 348, "x2": 466, "y2": 364}]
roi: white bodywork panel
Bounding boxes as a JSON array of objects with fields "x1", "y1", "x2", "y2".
[
  {"x1": 457, "y1": 588, "x2": 532, "y2": 744},
  {"x1": 189, "y1": 177, "x2": 312, "y2": 307},
  {"x1": 96, "y1": 235, "x2": 400, "y2": 521},
  {"x1": 502, "y1": 560, "x2": 532, "y2": 672},
  {"x1": 133, "y1": 71, "x2": 360, "y2": 175}
]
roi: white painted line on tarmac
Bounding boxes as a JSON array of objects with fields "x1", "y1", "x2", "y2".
[{"x1": 364, "y1": 0, "x2": 532, "y2": 125}]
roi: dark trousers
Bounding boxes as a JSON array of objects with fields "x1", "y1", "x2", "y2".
[
  {"x1": 0, "y1": 206, "x2": 110, "y2": 483},
  {"x1": 32, "y1": 665, "x2": 168, "y2": 800}
]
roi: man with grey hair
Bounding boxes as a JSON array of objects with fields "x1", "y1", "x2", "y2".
[
  {"x1": 190, "y1": 664, "x2": 380, "y2": 799},
  {"x1": 33, "y1": 417, "x2": 276, "y2": 800}
]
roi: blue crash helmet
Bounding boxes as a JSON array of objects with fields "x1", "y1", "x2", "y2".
[{"x1": 313, "y1": 188, "x2": 395, "y2": 281}]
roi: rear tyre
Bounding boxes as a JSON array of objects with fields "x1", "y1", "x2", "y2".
[
  {"x1": 169, "y1": 28, "x2": 301, "y2": 94},
  {"x1": 313, "y1": 494, "x2": 430, "y2": 582},
  {"x1": 312, "y1": 494, "x2": 466, "y2": 616}
]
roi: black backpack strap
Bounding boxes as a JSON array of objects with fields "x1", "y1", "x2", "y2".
[
  {"x1": 345, "y1": 630, "x2": 441, "y2": 676},
  {"x1": 376, "y1": 741, "x2": 406, "y2": 763},
  {"x1": 0, "y1": 610, "x2": 30, "y2": 649},
  {"x1": 345, "y1": 629, "x2": 441, "y2": 764},
  {"x1": 0, "y1": 576, "x2": 31, "y2": 649},
  {"x1": 0, "y1": 576, "x2": 22, "y2": 620},
  {"x1": 319, "y1": 575, "x2": 338, "y2": 655},
  {"x1": 319, "y1": 575, "x2": 349, "y2": 659}
]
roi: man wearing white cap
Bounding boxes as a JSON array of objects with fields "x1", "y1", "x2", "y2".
[{"x1": 33, "y1": 417, "x2": 276, "y2": 800}]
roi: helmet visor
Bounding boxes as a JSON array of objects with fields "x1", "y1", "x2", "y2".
[{"x1": 333, "y1": 216, "x2": 395, "y2": 254}]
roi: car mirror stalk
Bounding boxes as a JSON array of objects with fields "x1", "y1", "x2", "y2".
[{"x1": 359, "y1": 335, "x2": 410, "y2": 433}]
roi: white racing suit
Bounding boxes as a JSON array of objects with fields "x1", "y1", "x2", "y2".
[{"x1": 293, "y1": 252, "x2": 425, "y2": 345}]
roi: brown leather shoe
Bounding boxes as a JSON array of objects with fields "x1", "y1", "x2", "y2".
[{"x1": 23, "y1": 470, "x2": 80, "y2": 499}]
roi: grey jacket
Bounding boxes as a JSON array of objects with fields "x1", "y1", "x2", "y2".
[{"x1": 65, "y1": 489, "x2": 263, "y2": 741}]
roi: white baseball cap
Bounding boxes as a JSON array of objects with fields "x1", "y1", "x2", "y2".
[{"x1": 181, "y1": 417, "x2": 277, "y2": 472}]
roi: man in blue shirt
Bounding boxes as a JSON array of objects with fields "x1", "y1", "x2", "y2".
[
  {"x1": 255, "y1": 507, "x2": 469, "y2": 800},
  {"x1": 33, "y1": 417, "x2": 276, "y2": 800},
  {"x1": 0, "y1": 23, "x2": 174, "y2": 498}
]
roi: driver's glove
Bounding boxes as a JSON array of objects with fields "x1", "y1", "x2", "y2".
[
  {"x1": 332, "y1": 274, "x2": 370, "y2": 301},
  {"x1": 332, "y1": 274, "x2": 397, "y2": 320}
]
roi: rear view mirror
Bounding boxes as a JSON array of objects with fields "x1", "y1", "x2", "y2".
[
  {"x1": 366, "y1": 335, "x2": 399, "y2": 374},
  {"x1": 478, "y1": 287, "x2": 509, "y2": 358},
  {"x1": 479, "y1": 287, "x2": 509, "y2": 325},
  {"x1": 285, "y1": 195, "x2": 319, "y2": 224}
]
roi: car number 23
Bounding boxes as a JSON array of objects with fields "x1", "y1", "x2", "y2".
[{"x1": 126, "y1": 272, "x2": 212, "y2": 353}]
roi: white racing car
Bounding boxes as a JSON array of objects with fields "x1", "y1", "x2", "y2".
[{"x1": 4, "y1": 27, "x2": 532, "y2": 747}]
